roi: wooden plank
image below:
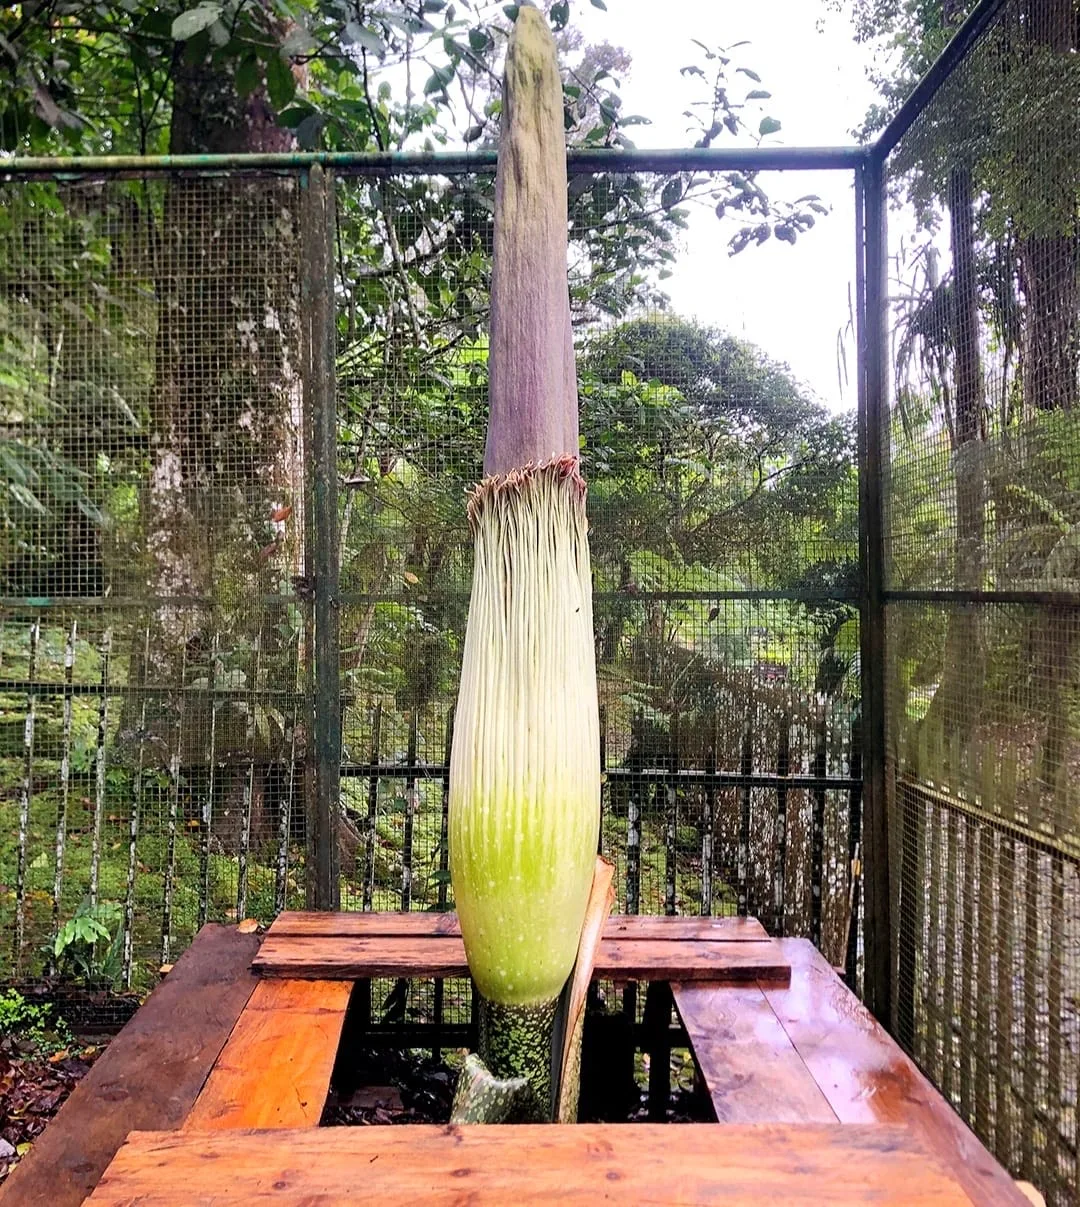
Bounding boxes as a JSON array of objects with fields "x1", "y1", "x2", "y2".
[
  {"x1": 0, "y1": 924, "x2": 261, "y2": 1207},
  {"x1": 762, "y1": 938, "x2": 1027, "y2": 1207},
  {"x1": 86, "y1": 1124, "x2": 973, "y2": 1205},
  {"x1": 268, "y1": 910, "x2": 464, "y2": 937},
  {"x1": 266, "y1": 910, "x2": 769, "y2": 941},
  {"x1": 184, "y1": 980, "x2": 351, "y2": 1131},
  {"x1": 254, "y1": 933, "x2": 468, "y2": 977},
  {"x1": 599, "y1": 939, "x2": 788, "y2": 984},
  {"x1": 252, "y1": 934, "x2": 789, "y2": 985},
  {"x1": 672, "y1": 984, "x2": 836, "y2": 1123}
]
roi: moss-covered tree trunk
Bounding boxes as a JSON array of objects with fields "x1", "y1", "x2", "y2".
[{"x1": 139, "y1": 15, "x2": 306, "y2": 818}]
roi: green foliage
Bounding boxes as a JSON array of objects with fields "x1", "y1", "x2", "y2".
[
  {"x1": 336, "y1": 311, "x2": 858, "y2": 721},
  {"x1": 0, "y1": 2, "x2": 865, "y2": 982},
  {"x1": 821, "y1": 0, "x2": 969, "y2": 142},
  {"x1": 580, "y1": 317, "x2": 857, "y2": 585},
  {"x1": 0, "y1": 989, "x2": 75, "y2": 1056},
  {"x1": 52, "y1": 899, "x2": 124, "y2": 985}
]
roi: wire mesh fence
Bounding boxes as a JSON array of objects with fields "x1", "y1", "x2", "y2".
[
  {"x1": 0, "y1": 159, "x2": 863, "y2": 1002},
  {"x1": 0, "y1": 173, "x2": 312, "y2": 992},
  {"x1": 883, "y1": 2, "x2": 1080, "y2": 1201},
  {"x1": 1, "y1": 3, "x2": 1078, "y2": 1200}
]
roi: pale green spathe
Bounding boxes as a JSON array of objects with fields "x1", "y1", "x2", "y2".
[{"x1": 449, "y1": 462, "x2": 601, "y2": 1006}]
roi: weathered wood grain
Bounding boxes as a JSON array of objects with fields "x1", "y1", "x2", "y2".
[
  {"x1": 762, "y1": 938, "x2": 1027, "y2": 1207},
  {"x1": 0, "y1": 924, "x2": 260, "y2": 1207},
  {"x1": 599, "y1": 939, "x2": 789, "y2": 984},
  {"x1": 86, "y1": 1123, "x2": 974, "y2": 1205},
  {"x1": 672, "y1": 984, "x2": 836, "y2": 1123},
  {"x1": 603, "y1": 915, "x2": 768, "y2": 941},
  {"x1": 265, "y1": 910, "x2": 768, "y2": 942},
  {"x1": 184, "y1": 979, "x2": 351, "y2": 1130},
  {"x1": 252, "y1": 934, "x2": 789, "y2": 985}
]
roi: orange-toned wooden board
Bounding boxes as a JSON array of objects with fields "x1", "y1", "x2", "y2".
[
  {"x1": 0, "y1": 924, "x2": 261, "y2": 1207},
  {"x1": 266, "y1": 911, "x2": 769, "y2": 943},
  {"x1": 184, "y1": 979, "x2": 351, "y2": 1131},
  {"x1": 672, "y1": 983, "x2": 836, "y2": 1123},
  {"x1": 252, "y1": 934, "x2": 789, "y2": 985},
  {"x1": 86, "y1": 1123, "x2": 974, "y2": 1205},
  {"x1": 762, "y1": 939, "x2": 1027, "y2": 1207}
]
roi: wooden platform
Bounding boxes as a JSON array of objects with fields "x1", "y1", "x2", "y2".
[
  {"x1": 183, "y1": 979, "x2": 352, "y2": 1131},
  {"x1": 254, "y1": 910, "x2": 791, "y2": 984},
  {"x1": 0, "y1": 924, "x2": 261, "y2": 1207},
  {"x1": 673, "y1": 939, "x2": 1025, "y2": 1205},
  {"x1": 7, "y1": 913, "x2": 1030, "y2": 1206},
  {"x1": 86, "y1": 1123, "x2": 974, "y2": 1205}
]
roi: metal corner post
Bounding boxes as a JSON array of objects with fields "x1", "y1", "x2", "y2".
[
  {"x1": 873, "y1": 0, "x2": 1009, "y2": 160},
  {"x1": 856, "y1": 151, "x2": 892, "y2": 1024},
  {"x1": 302, "y1": 163, "x2": 342, "y2": 909}
]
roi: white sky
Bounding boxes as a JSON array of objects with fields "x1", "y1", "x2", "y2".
[{"x1": 569, "y1": 0, "x2": 884, "y2": 411}]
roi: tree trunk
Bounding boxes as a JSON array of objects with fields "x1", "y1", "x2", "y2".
[
  {"x1": 1017, "y1": 0, "x2": 1079, "y2": 800},
  {"x1": 1019, "y1": 234, "x2": 1079, "y2": 413},
  {"x1": 924, "y1": 164, "x2": 986, "y2": 751},
  {"x1": 1017, "y1": 0, "x2": 1078, "y2": 414},
  {"x1": 145, "y1": 20, "x2": 305, "y2": 783}
]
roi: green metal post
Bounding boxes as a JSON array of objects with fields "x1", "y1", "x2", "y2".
[
  {"x1": 303, "y1": 164, "x2": 341, "y2": 909},
  {"x1": 857, "y1": 152, "x2": 892, "y2": 1025}
]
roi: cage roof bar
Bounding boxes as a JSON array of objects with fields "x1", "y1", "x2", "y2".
[
  {"x1": 0, "y1": 144, "x2": 865, "y2": 181},
  {"x1": 873, "y1": 0, "x2": 1010, "y2": 162}
]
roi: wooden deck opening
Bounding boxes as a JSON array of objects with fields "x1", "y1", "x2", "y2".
[{"x1": 3, "y1": 914, "x2": 1033, "y2": 1207}]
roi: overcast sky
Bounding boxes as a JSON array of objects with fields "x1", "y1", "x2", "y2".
[{"x1": 568, "y1": 0, "x2": 884, "y2": 411}]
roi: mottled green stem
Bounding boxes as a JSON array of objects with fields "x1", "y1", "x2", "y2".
[
  {"x1": 450, "y1": 1052, "x2": 530, "y2": 1124},
  {"x1": 478, "y1": 994, "x2": 558, "y2": 1122}
]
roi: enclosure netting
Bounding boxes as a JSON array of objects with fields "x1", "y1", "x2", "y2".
[
  {"x1": 884, "y1": 2, "x2": 1080, "y2": 1202},
  {"x1": 0, "y1": 174, "x2": 312, "y2": 991},
  {"x1": 332, "y1": 168, "x2": 862, "y2": 1026},
  {"x1": 0, "y1": 161, "x2": 861, "y2": 1012}
]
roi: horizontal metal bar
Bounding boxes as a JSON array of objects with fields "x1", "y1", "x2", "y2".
[
  {"x1": 608, "y1": 768, "x2": 859, "y2": 790},
  {"x1": 898, "y1": 775, "x2": 1080, "y2": 865},
  {"x1": 0, "y1": 145, "x2": 865, "y2": 182},
  {"x1": 354, "y1": 1018, "x2": 693, "y2": 1053},
  {"x1": 357, "y1": 1023, "x2": 475, "y2": 1046},
  {"x1": 0, "y1": 679, "x2": 301, "y2": 701},
  {"x1": 0, "y1": 595, "x2": 300, "y2": 611},
  {"x1": 885, "y1": 589, "x2": 1080, "y2": 608},
  {"x1": 340, "y1": 761, "x2": 858, "y2": 791},
  {"x1": 569, "y1": 147, "x2": 865, "y2": 174},
  {"x1": 337, "y1": 588, "x2": 861, "y2": 607},
  {"x1": 0, "y1": 587, "x2": 860, "y2": 612},
  {"x1": 0, "y1": 583, "x2": 864, "y2": 614},
  {"x1": 872, "y1": 0, "x2": 1008, "y2": 161}
]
